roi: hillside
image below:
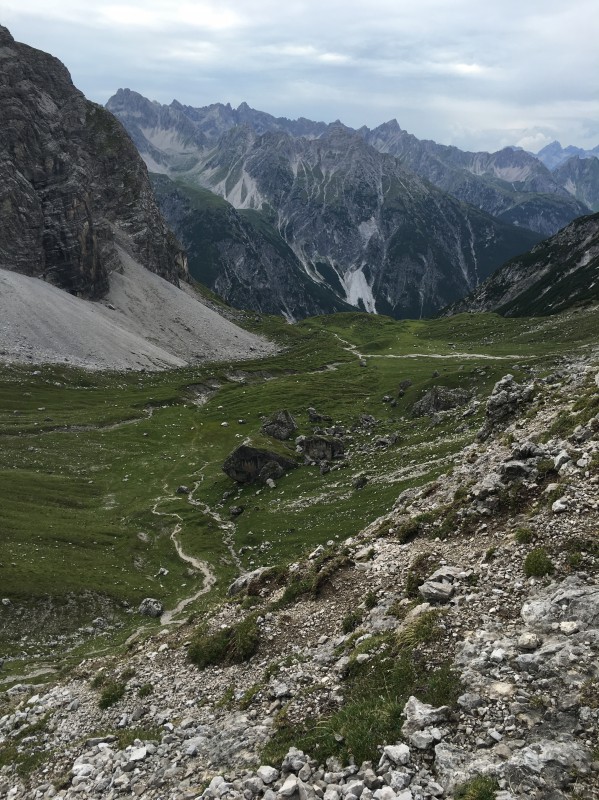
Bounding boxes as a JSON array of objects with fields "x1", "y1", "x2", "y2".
[
  {"x1": 0, "y1": 27, "x2": 274, "y2": 370},
  {"x1": 1, "y1": 305, "x2": 599, "y2": 799},
  {"x1": 448, "y1": 212, "x2": 599, "y2": 317}
]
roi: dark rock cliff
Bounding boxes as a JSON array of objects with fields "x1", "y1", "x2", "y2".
[
  {"x1": 0, "y1": 26, "x2": 186, "y2": 298},
  {"x1": 447, "y1": 211, "x2": 599, "y2": 316}
]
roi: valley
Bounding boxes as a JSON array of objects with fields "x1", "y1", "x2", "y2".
[
  {"x1": 1, "y1": 21, "x2": 599, "y2": 800},
  {"x1": 1, "y1": 305, "x2": 599, "y2": 799}
]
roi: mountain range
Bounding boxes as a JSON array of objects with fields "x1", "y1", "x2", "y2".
[{"x1": 107, "y1": 89, "x2": 598, "y2": 319}]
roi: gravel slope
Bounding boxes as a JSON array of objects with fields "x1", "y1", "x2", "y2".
[{"x1": 0, "y1": 253, "x2": 276, "y2": 371}]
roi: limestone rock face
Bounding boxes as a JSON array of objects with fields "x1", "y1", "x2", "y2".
[{"x1": 0, "y1": 26, "x2": 186, "y2": 298}]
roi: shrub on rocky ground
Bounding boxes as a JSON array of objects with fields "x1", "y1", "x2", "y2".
[
  {"x1": 454, "y1": 776, "x2": 499, "y2": 800},
  {"x1": 98, "y1": 681, "x2": 126, "y2": 709},
  {"x1": 524, "y1": 547, "x2": 555, "y2": 577},
  {"x1": 188, "y1": 615, "x2": 259, "y2": 669}
]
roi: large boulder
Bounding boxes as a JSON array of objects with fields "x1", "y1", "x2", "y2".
[
  {"x1": 223, "y1": 444, "x2": 297, "y2": 485},
  {"x1": 138, "y1": 598, "x2": 164, "y2": 618},
  {"x1": 521, "y1": 577, "x2": 599, "y2": 631},
  {"x1": 411, "y1": 386, "x2": 470, "y2": 417},
  {"x1": 478, "y1": 374, "x2": 535, "y2": 440},
  {"x1": 261, "y1": 410, "x2": 298, "y2": 441},
  {"x1": 297, "y1": 435, "x2": 344, "y2": 462}
]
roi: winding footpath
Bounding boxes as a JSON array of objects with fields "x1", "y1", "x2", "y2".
[{"x1": 149, "y1": 488, "x2": 219, "y2": 625}]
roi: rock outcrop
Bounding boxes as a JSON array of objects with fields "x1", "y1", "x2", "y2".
[
  {"x1": 223, "y1": 444, "x2": 298, "y2": 484},
  {"x1": 0, "y1": 26, "x2": 185, "y2": 299}
]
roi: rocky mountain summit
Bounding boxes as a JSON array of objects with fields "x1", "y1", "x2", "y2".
[
  {"x1": 107, "y1": 91, "x2": 588, "y2": 238},
  {"x1": 449, "y1": 211, "x2": 599, "y2": 317},
  {"x1": 0, "y1": 27, "x2": 186, "y2": 298},
  {"x1": 362, "y1": 122, "x2": 588, "y2": 237},
  {"x1": 536, "y1": 141, "x2": 599, "y2": 171},
  {"x1": 2, "y1": 344, "x2": 598, "y2": 799}
]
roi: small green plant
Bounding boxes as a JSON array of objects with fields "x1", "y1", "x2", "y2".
[
  {"x1": 138, "y1": 683, "x2": 153, "y2": 698},
  {"x1": 580, "y1": 678, "x2": 599, "y2": 708},
  {"x1": 396, "y1": 511, "x2": 437, "y2": 544},
  {"x1": 120, "y1": 667, "x2": 136, "y2": 681},
  {"x1": 397, "y1": 609, "x2": 445, "y2": 648},
  {"x1": 515, "y1": 526, "x2": 534, "y2": 545},
  {"x1": 342, "y1": 610, "x2": 364, "y2": 634},
  {"x1": 90, "y1": 672, "x2": 106, "y2": 689},
  {"x1": 215, "y1": 684, "x2": 235, "y2": 709},
  {"x1": 98, "y1": 681, "x2": 126, "y2": 709},
  {"x1": 239, "y1": 683, "x2": 262, "y2": 710},
  {"x1": 483, "y1": 546, "x2": 496, "y2": 563},
  {"x1": 188, "y1": 615, "x2": 260, "y2": 669},
  {"x1": 454, "y1": 776, "x2": 500, "y2": 800},
  {"x1": 524, "y1": 547, "x2": 555, "y2": 578},
  {"x1": 535, "y1": 457, "x2": 556, "y2": 480},
  {"x1": 404, "y1": 552, "x2": 439, "y2": 599},
  {"x1": 364, "y1": 590, "x2": 377, "y2": 610}
]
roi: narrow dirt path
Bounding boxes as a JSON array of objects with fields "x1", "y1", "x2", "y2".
[
  {"x1": 187, "y1": 476, "x2": 243, "y2": 571},
  {"x1": 148, "y1": 489, "x2": 218, "y2": 626},
  {"x1": 331, "y1": 332, "x2": 527, "y2": 361}
]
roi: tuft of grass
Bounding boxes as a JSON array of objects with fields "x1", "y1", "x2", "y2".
[
  {"x1": 138, "y1": 683, "x2": 153, "y2": 698},
  {"x1": 188, "y1": 615, "x2": 259, "y2": 669},
  {"x1": 404, "y1": 552, "x2": 439, "y2": 599},
  {"x1": 364, "y1": 590, "x2": 377, "y2": 610},
  {"x1": 514, "y1": 526, "x2": 534, "y2": 545},
  {"x1": 342, "y1": 610, "x2": 364, "y2": 634},
  {"x1": 523, "y1": 547, "x2": 555, "y2": 578},
  {"x1": 98, "y1": 681, "x2": 126, "y2": 709},
  {"x1": 396, "y1": 609, "x2": 446, "y2": 648},
  {"x1": 263, "y1": 617, "x2": 459, "y2": 766},
  {"x1": 454, "y1": 776, "x2": 500, "y2": 800}
]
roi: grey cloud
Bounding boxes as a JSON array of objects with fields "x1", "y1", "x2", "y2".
[{"x1": 3, "y1": 0, "x2": 599, "y2": 151}]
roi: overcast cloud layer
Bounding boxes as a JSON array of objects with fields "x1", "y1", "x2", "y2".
[{"x1": 4, "y1": 0, "x2": 599, "y2": 153}]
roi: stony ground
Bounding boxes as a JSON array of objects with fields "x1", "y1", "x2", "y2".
[
  {"x1": 1, "y1": 358, "x2": 599, "y2": 800},
  {"x1": 0, "y1": 255, "x2": 275, "y2": 372}
]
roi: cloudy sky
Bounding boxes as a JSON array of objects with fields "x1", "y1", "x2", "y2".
[{"x1": 3, "y1": 0, "x2": 599, "y2": 152}]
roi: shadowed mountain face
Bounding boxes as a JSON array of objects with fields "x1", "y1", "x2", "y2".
[
  {"x1": 448, "y1": 211, "x2": 599, "y2": 317},
  {"x1": 0, "y1": 28, "x2": 186, "y2": 299},
  {"x1": 108, "y1": 91, "x2": 543, "y2": 319}
]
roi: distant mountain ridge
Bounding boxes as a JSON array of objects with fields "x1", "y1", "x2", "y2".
[
  {"x1": 535, "y1": 140, "x2": 599, "y2": 170},
  {"x1": 108, "y1": 90, "x2": 589, "y2": 238},
  {"x1": 107, "y1": 89, "x2": 552, "y2": 319}
]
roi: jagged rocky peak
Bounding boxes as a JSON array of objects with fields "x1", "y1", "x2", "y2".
[{"x1": 0, "y1": 28, "x2": 186, "y2": 299}]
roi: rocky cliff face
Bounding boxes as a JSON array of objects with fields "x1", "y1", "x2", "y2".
[
  {"x1": 449, "y1": 211, "x2": 599, "y2": 316},
  {"x1": 536, "y1": 140, "x2": 599, "y2": 170},
  {"x1": 554, "y1": 156, "x2": 599, "y2": 212},
  {"x1": 0, "y1": 27, "x2": 186, "y2": 299},
  {"x1": 363, "y1": 121, "x2": 589, "y2": 236},
  {"x1": 196, "y1": 124, "x2": 540, "y2": 318},
  {"x1": 151, "y1": 175, "x2": 353, "y2": 319}
]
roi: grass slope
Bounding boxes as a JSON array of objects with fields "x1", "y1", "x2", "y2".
[{"x1": 1, "y1": 305, "x2": 598, "y2": 674}]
